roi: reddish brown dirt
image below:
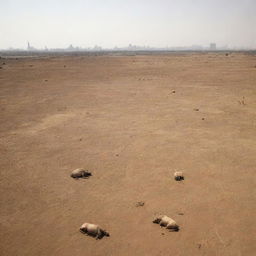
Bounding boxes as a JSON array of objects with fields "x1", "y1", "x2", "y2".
[{"x1": 0, "y1": 53, "x2": 255, "y2": 256}]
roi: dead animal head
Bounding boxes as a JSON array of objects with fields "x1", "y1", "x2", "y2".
[
  {"x1": 101, "y1": 230, "x2": 110, "y2": 237},
  {"x1": 153, "y1": 216, "x2": 163, "y2": 224},
  {"x1": 175, "y1": 176, "x2": 184, "y2": 181}
]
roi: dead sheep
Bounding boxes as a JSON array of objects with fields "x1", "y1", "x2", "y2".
[
  {"x1": 80, "y1": 223, "x2": 110, "y2": 239},
  {"x1": 174, "y1": 171, "x2": 184, "y2": 181},
  {"x1": 70, "y1": 168, "x2": 92, "y2": 179},
  {"x1": 153, "y1": 215, "x2": 179, "y2": 231}
]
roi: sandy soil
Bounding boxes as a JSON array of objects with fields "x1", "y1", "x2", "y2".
[{"x1": 0, "y1": 53, "x2": 255, "y2": 256}]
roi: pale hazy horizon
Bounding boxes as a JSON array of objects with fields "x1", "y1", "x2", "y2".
[{"x1": 1, "y1": 0, "x2": 256, "y2": 50}]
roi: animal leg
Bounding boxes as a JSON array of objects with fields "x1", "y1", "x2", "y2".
[
  {"x1": 159, "y1": 220, "x2": 165, "y2": 227},
  {"x1": 96, "y1": 228, "x2": 103, "y2": 240},
  {"x1": 167, "y1": 224, "x2": 179, "y2": 231}
]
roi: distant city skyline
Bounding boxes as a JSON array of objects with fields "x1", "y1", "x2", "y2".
[
  {"x1": 3, "y1": 41, "x2": 253, "y2": 52},
  {"x1": 2, "y1": 40, "x2": 253, "y2": 51},
  {"x1": 1, "y1": 0, "x2": 256, "y2": 50}
]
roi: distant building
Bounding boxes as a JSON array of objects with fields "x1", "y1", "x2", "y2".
[
  {"x1": 27, "y1": 41, "x2": 31, "y2": 50},
  {"x1": 67, "y1": 44, "x2": 74, "y2": 51},
  {"x1": 210, "y1": 43, "x2": 216, "y2": 50},
  {"x1": 93, "y1": 45, "x2": 102, "y2": 51},
  {"x1": 27, "y1": 41, "x2": 36, "y2": 51}
]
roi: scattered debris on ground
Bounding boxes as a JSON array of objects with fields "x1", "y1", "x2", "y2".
[
  {"x1": 238, "y1": 96, "x2": 246, "y2": 105},
  {"x1": 135, "y1": 201, "x2": 145, "y2": 207}
]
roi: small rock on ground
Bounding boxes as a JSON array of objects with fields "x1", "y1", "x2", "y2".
[{"x1": 135, "y1": 201, "x2": 145, "y2": 207}]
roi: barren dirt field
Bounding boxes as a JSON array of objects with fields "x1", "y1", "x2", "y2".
[{"x1": 0, "y1": 53, "x2": 256, "y2": 256}]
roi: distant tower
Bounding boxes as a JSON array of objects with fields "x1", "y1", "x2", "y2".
[
  {"x1": 27, "y1": 41, "x2": 31, "y2": 50},
  {"x1": 210, "y1": 43, "x2": 216, "y2": 50}
]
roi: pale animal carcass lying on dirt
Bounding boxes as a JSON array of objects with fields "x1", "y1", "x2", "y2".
[
  {"x1": 80, "y1": 223, "x2": 110, "y2": 239},
  {"x1": 70, "y1": 168, "x2": 92, "y2": 179},
  {"x1": 174, "y1": 171, "x2": 184, "y2": 181},
  {"x1": 153, "y1": 215, "x2": 179, "y2": 231}
]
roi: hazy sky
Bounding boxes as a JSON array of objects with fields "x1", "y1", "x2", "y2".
[{"x1": 0, "y1": 0, "x2": 255, "y2": 49}]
